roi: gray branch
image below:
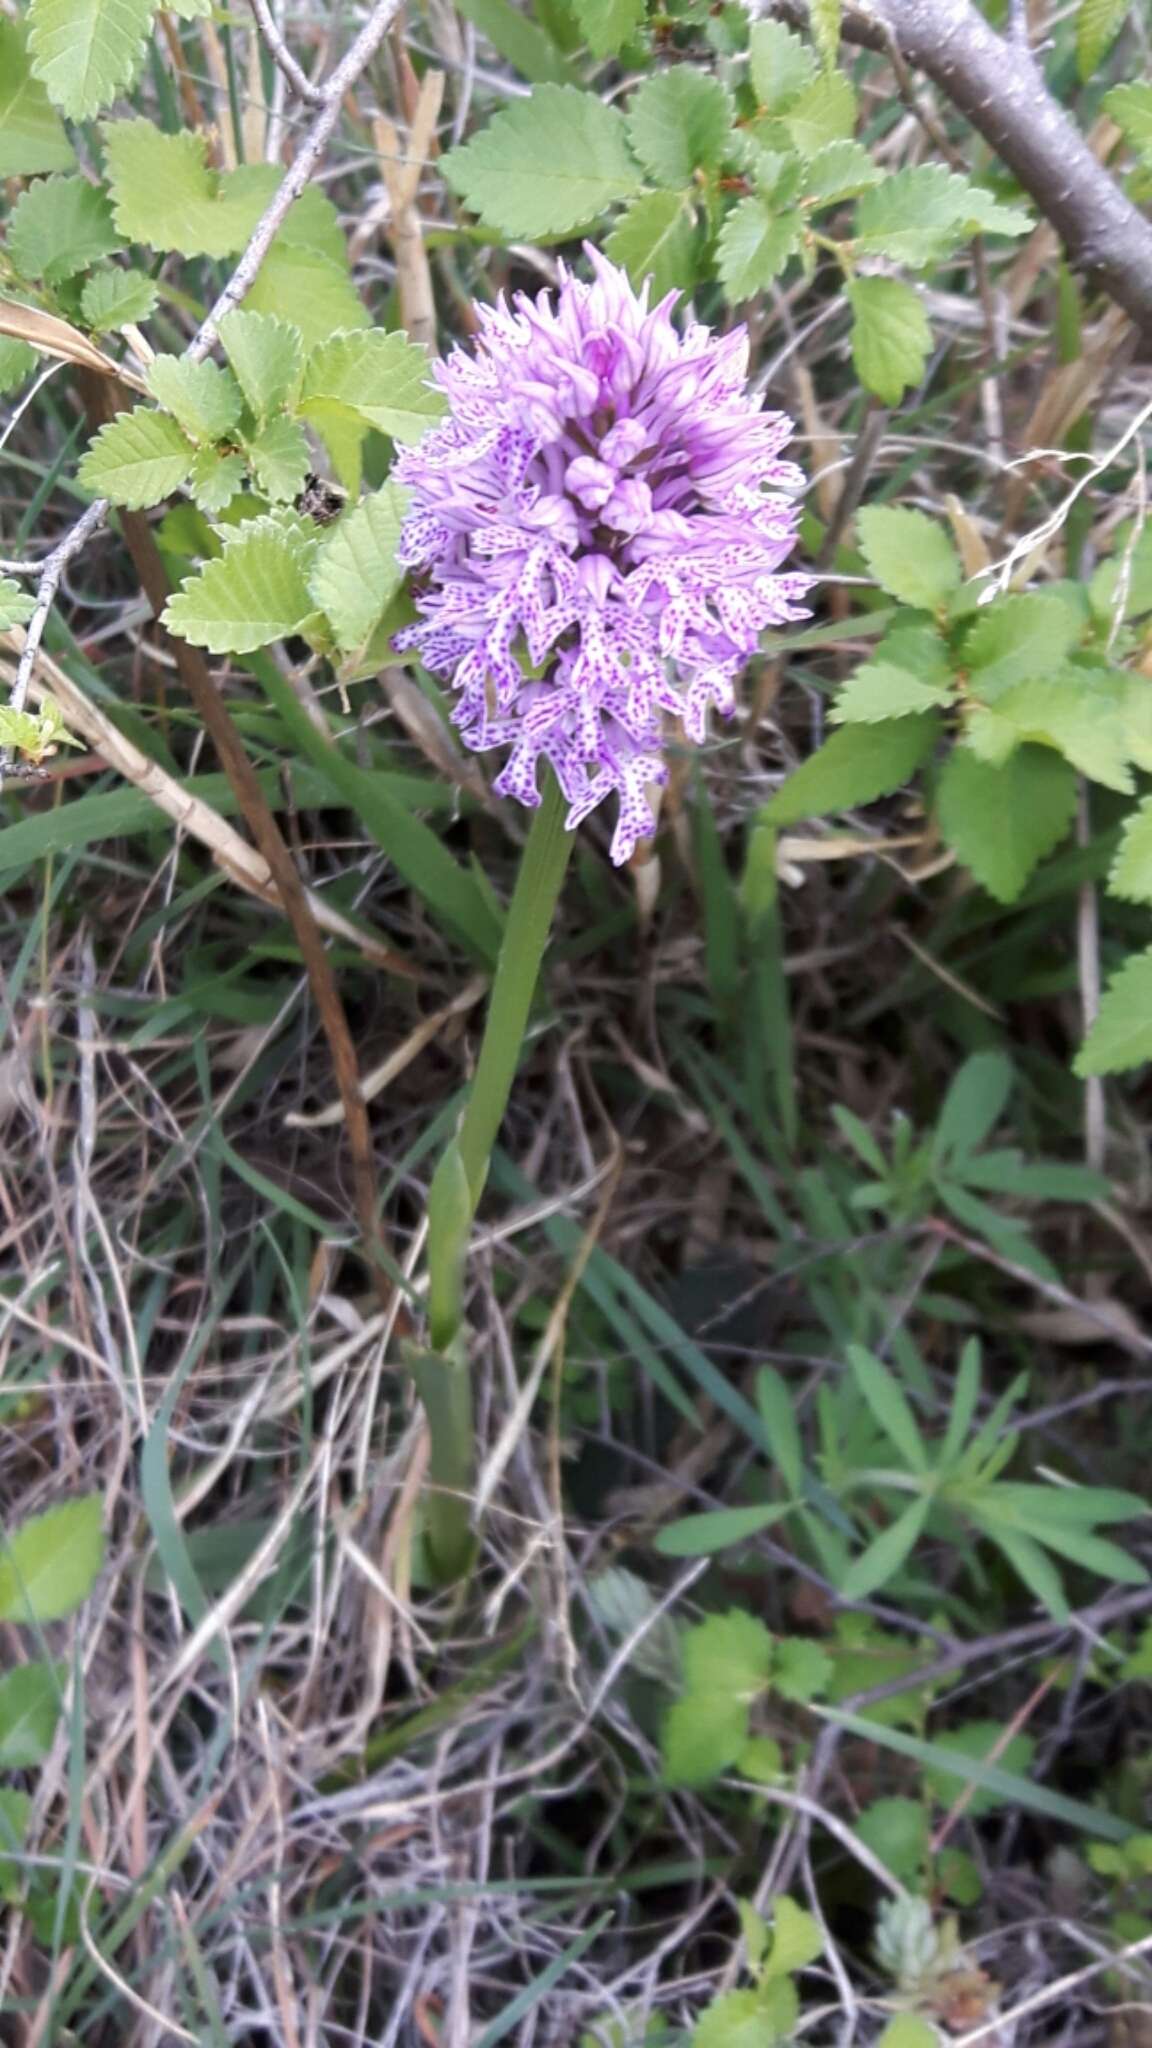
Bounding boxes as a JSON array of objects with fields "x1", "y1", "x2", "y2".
[{"x1": 767, "y1": 0, "x2": 1152, "y2": 335}]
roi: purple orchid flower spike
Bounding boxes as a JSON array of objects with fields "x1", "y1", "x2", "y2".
[{"x1": 394, "y1": 249, "x2": 812, "y2": 866}]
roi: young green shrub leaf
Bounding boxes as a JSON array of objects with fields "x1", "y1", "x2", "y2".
[
  {"x1": 936, "y1": 744, "x2": 1078, "y2": 904},
  {"x1": 80, "y1": 267, "x2": 159, "y2": 332},
  {"x1": 0, "y1": 1496, "x2": 103, "y2": 1623},
  {"x1": 605, "y1": 190, "x2": 696, "y2": 302},
  {"x1": 162, "y1": 516, "x2": 319, "y2": 654},
  {"x1": 78, "y1": 407, "x2": 196, "y2": 508},
  {"x1": 299, "y1": 331, "x2": 444, "y2": 443},
  {"x1": 146, "y1": 356, "x2": 244, "y2": 444},
  {"x1": 188, "y1": 446, "x2": 245, "y2": 516},
  {"x1": 1108, "y1": 795, "x2": 1152, "y2": 902},
  {"x1": 0, "y1": 16, "x2": 74, "y2": 173},
  {"x1": 855, "y1": 164, "x2": 1028, "y2": 265},
  {"x1": 803, "y1": 138, "x2": 880, "y2": 206},
  {"x1": 776, "y1": 70, "x2": 856, "y2": 157},
  {"x1": 749, "y1": 20, "x2": 815, "y2": 112},
  {"x1": 856, "y1": 506, "x2": 961, "y2": 610},
  {"x1": 810, "y1": 0, "x2": 841, "y2": 68},
  {"x1": 846, "y1": 276, "x2": 931, "y2": 406},
  {"x1": 0, "y1": 576, "x2": 37, "y2": 631},
  {"x1": 217, "y1": 309, "x2": 303, "y2": 420},
  {"x1": 0, "y1": 340, "x2": 38, "y2": 395},
  {"x1": 572, "y1": 0, "x2": 644, "y2": 59},
  {"x1": 1075, "y1": 945, "x2": 1152, "y2": 1075},
  {"x1": 763, "y1": 713, "x2": 939, "y2": 826},
  {"x1": 245, "y1": 415, "x2": 310, "y2": 504},
  {"x1": 28, "y1": 0, "x2": 153, "y2": 117},
  {"x1": 442, "y1": 85, "x2": 641, "y2": 238},
  {"x1": 961, "y1": 590, "x2": 1083, "y2": 695},
  {"x1": 309, "y1": 483, "x2": 408, "y2": 654},
  {"x1": 716, "y1": 199, "x2": 802, "y2": 301},
  {"x1": 1078, "y1": 0, "x2": 1131, "y2": 80},
  {"x1": 7, "y1": 173, "x2": 119, "y2": 282},
  {"x1": 1104, "y1": 80, "x2": 1152, "y2": 158},
  {"x1": 833, "y1": 657, "x2": 952, "y2": 722},
  {"x1": 0, "y1": 1661, "x2": 64, "y2": 1768},
  {"x1": 626, "y1": 69, "x2": 733, "y2": 186}
]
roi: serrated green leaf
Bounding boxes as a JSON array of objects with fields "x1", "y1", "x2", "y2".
[
  {"x1": 783, "y1": 69, "x2": 855, "y2": 155},
  {"x1": 772, "y1": 1638, "x2": 833, "y2": 1705},
  {"x1": 962, "y1": 591, "x2": 1083, "y2": 696},
  {"x1": 7, "y1": 173, "x2": 119, "y2": 283},
  {"x1": 976, "y1": 673, "x2": 1133, "y2": 792},
  {"x1": 1078, "y1": 0, "x2": 1130, "y2": 79},
  {"x1": 663, "y1": 1692, "x2": 750, "y2": 1786},
  {"x1": 80, "y1": 267, "x2": 159, "y2": 331},
  {"x1": 244, "y1": 414, "x2": 309, "y2": 502},
  {"x1": 0, "y1": 339, "x2": 38, "y2": 395},
  {"x1": 627, "y1": 69, "x2": 733, "y2": 186},
  {"x1": 716, "y1": 199, "x2": 801, "y2": 301},
  {"x1": 103, "y1": 119, "x2": 347, "y2": 269},
  {"x1": 857, "y1": 1797, "x2": 928, "y2": 1883},
  {"x1": 605, "y1": 190, "x2": 696, "y2": 302},
  {"x1": 683, "y1": 1610, "x2": 775, "y2": 1695},
  {"x1": 162, "y1": 516, "x2": 318, "y2": 654},
  {"x1": 572, "y1": 0, "x2": 644, "y2": 57},
  {"x1": 1109, "y1": 795, "x2": 1152, "y2": 902},
  {"x1": 0, "y1": 577, "x2": 37, "y2": 631},
  {"x1": 856, "y1": 164, "x2": 1027, "y2": 265},
  {"x1": 1104, "y1": 80, "x2": 1152, "y2": 155},
  {"x1": 309, "y1": 482, "x2": 408, "y2": 654},
  {"x1": 442, "y1": 85, "x2": 641, "y2": 237},
  {"x1": 1075, "y1": 945, "x2": 1152, "y2": 1075},
  {"x1": 878, "y1": 2021, "x2": 941, "y2": 2048},
  {"x1": 242, "y1": 242, "x2": 369, "y2": 353},
  {"x1": 78, "y1": 407, "x2": 195, "y2": 508},
  {"x1": 0, "y1": 1661, "x2": 64, "y2": 1768},
  {"x1": 802, "y1": 137, "x2": 880, "y2": 205},
  {"x1": 218, "y1": 309, "x2": 303, "y2": 419},
  {"x1": 28, "y1": 0, "x2": 153, "y2": 117},
  {"x1": 764, "y1": 1895, "x2": 823, "y2": 1980},
  {"x1": 810, "y1": 0, "x2": 840, "y2": 70},
  {"x1": 103, "y1": 118, "x2": 251, "y2": 256},
  {"x1": 299, "y1": 329, "x2": 443, "y2": 444},
  {"x1": 188, "y1": 446, "x2": 245, "y2": 516},
  {"x1": 833, "y1": 659, "x2": 952, "y2": 723},
  {"x1": 749, "y1": 20, "x2": 815, "y2": 112},
  {"x1": 692, "y1": 1989, "x2": 782, "y2": 2048},
  {"x1": 937, "y1": 744, "x2": 1077, "y2": 903},
  {"x1": 846, "y1": 275, "x2": 931, "y2": 406},
  {"x1": 857, "y1": 506, "x2": 961, "y2": 610},
  {"x1": 764, "y1": 714, "x2": 939, "y2": 826},
  {"x1": 0, "y1": 1496, "x2": 103, "y2": 1623},
  {"x1": 146, "y1": 356, "x2": 243, "y2": 444},
  {"x1": 0, "y1": 17, "x2": 73, "y2": 173}
]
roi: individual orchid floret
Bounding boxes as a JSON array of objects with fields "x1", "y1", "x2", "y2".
[{"x1": 394, "y1": 250, "x2": 812, "y2": 865}]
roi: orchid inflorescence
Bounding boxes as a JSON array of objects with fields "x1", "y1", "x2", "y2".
[{"x1": 395, "y1": 250, "x2": 811, "y2": 864}]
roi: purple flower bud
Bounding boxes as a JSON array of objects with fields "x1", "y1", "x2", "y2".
[{"x1": 394, "y1": 249, "x2": 811, "y2": 865}]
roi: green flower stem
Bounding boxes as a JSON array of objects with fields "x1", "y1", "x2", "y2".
[{"x1": 419, "y1": 770, "x2": 574, "y2": 1579}]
